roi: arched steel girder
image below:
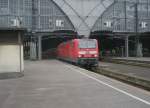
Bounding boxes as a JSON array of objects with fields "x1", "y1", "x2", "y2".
[
  {"x1": 52, "y1": 0, "x2": 114, "y2": 36},
  {"x1": 91, "y1": 1, "x2": 116, "y2": 32},
  {"x1": 50, "y1": 0, "x2": 76, "y2": 32}
]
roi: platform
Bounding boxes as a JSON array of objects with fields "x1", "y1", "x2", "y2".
[
  {"x1": 98, "y1": 61, "x2": 150, "y2": 89},
  {"x1": 103, "y1": 57, "x2": 150, "y2": 68},
  {"x1": 0, "y1": 60, "x2": 150, "y2": 108},
  {"x1": 112, "y1": 57, "x2": 150, "y2": 63}
]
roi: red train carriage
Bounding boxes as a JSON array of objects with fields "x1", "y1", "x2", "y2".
[{"x1": 57, "y1": 39, "x2": 99, "y2": 66}]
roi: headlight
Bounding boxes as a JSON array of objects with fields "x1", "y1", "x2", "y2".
[
  {"x1": 94, "y1": 54, "x2": 98, "y2": 57},
  {"x1": 79, "y1": 51, "x2": 86, "y2": 54},
  {"x1": 78, "y1": 55, "x2": 82, "y2": 58},
  {"x1": 89, "y1": 51, "x2": 97, "y2": 54}
]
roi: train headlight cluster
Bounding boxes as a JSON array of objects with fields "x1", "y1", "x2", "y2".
[
  {"x1": 79, "y1": 51, "x2": 86, "y2": 54},
  {"x1": 78, "y1": 55, "x2": 82, "y2": 58},
  {"x1": 78, "y1": 55, "x2": 85, "y2": 58},
  {"x1": 93, "y1": 54, "x2": 98, "y2": 57},
  {"x1": 89, "y1": 51, "x2": 97, "y2": 54}
]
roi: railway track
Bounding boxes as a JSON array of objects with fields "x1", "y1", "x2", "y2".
[{"x1": 90, "y1": 64, "x2": 150, "y2": 91}]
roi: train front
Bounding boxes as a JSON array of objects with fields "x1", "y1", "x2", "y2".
[{"x1": 77, "y1": 39, "x2": 99, "y2": 67}]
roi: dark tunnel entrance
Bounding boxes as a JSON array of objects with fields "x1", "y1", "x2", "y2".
[
  {"x1": 90, "y1": 31, "x2": 150, "y2": 57},
  {"x1": 90, "y1": 31, "x2": 125, "y2": 57},
  {"x1": 129, "y1": 32, "x2": 150, "y2": 57},
  {"x1": 41, "y1": 30, "x2": 78, "y2": 59}
]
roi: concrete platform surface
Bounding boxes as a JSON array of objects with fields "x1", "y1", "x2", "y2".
[
  {"x1": 99, "y1": 62, "x2": 150, "y2": 81},
  {"x1": 113, "y1": 57, "x2": 150, "y2": 62},
  {"x1": 0, "y1": 60, "x2": 150, "y2": 108}
]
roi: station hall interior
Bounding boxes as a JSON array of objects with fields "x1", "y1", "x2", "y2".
[
  {"x1": 0, "y1": 0, "x2": 150, "y2": 60},
  {"x1": 1, "y1": 1, "x2": 150, "y2": 107}
]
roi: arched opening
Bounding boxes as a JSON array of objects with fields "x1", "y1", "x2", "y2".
[{"x1": 41, "y1": 30, "x2": 78, "y2": 59}]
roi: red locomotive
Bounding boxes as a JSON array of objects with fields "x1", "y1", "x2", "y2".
[{"x1": 57, "y1": 39, "x2": 99, "y2": 66}]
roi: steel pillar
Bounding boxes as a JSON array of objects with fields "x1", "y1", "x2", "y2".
[
  {"x1": 38, "y1": 36, "x2": 42, "y2": 60},
  {"x1": 30, "y1": 41, "x2": 37, "y2": 60},
  {"x1": 136, "y1": 43, "x2": 143, "y2": 57},
  {"x1": 125, "y1": 36, "x2": 129, "y2": 57}
]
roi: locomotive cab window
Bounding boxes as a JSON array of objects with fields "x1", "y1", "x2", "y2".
[{"x1": 79, "y1": 40, "x2": 96, "y2": 48}]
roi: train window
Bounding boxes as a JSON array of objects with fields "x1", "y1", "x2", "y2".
[{"x1": 79, "y1": 40, "x2": 96, "y2": 48}]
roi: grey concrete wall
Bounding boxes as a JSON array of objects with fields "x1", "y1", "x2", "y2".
[{"x1": 0, "y1": 45, "x2": 24, "y2": 73}]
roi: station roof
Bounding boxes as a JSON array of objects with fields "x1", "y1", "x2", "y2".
[
  {"x1": 0, "y1": 27, "x2": 27, "y2": 32},
  {"x1": 53, "y1": 0, "x2": 114, "y2": 36}
]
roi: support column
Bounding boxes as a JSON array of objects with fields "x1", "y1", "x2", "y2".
[
  {"x1": 125, "y1": 36, "x2": 129, "y2": 57},
  {"x1": 121, "y1": 46, "x2": 124, "y2": 57},
  {"x1": 38, "y1": 36, "x2": 42, "y2": 60},
  {"x1": 30, "y1": 41, "x2": 37, "y2": 60},
  {"x1": 136, "y1": 42, "x2": 143, "y2": 57},
  {"x1": 18, "y1": 31, "x2": 22, "y2": 72}
]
